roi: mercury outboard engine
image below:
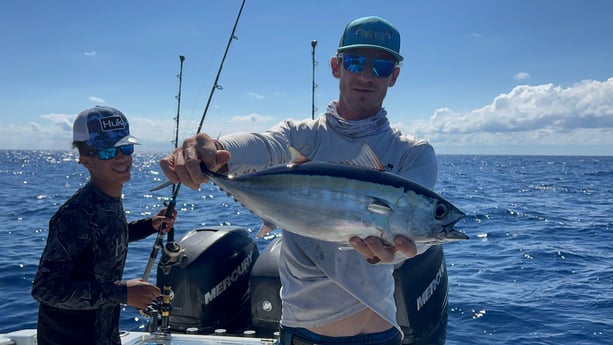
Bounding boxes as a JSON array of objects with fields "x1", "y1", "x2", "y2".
[
  {"x1": 250, "y1": 238, "x2": 449, "y2": 344},
  {"x1": 394, "y1": 244, "x2": 448, "y2": 344},
  {"x1": 156, "y1": 226, "x2": 259, "y2": 334},
  {"x1": 158, "y1": 227, "x2": 448, "y2": 344}
]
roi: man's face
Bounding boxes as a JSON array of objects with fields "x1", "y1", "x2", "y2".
[{"x1": 332, "y1": 48, "x2": 400, "y2": 120}]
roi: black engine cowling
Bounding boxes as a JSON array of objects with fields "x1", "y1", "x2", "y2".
[
  {"x1": 157, "y1": 227, "x2": 448, "y2": 344},
  {"x1": 156, "y1": 226, "x2": 259, "y2": 334}
]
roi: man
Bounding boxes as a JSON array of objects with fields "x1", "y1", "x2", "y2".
[
  {"x1": 160, "y1": 16, "x2": 437, "y2": 345},
  {"x1": 32, "y1": 106, "x2": 177, "y2": 345}
]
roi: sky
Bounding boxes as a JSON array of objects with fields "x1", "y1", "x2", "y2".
[{"x1": 1, "y1": 0, "x2": 612, "y2": 155}]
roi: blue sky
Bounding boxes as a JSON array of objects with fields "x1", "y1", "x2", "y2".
[{"x1": 1, "y1": 0, "x2": 612, "y2": 155}]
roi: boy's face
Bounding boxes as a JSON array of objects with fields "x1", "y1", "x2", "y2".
[{"x1": 80, "y1": 147, "x2": 133, "y2": 191}]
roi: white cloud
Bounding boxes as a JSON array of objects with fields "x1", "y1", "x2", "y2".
[
  {"x1": 39, "y1": 113, "x2": 74, "y2": 132},
  {"x1": 247, "y1": 92, "x2": 264, "y2": 100},
  {"x1": 1, "y1": 113, "x2": 75, "y2": 150},
  {"x1": 230, "y1": 113, "x2": 274, "y2": 123},
  {"x1": 513, "y1": 72, "x2": 531, "y2": 81},
  {"x1": 83, "y1": 51, "x2": 96, "y2": 57},
  {"x1": 4, "y1": 78, "x2": 613, "y2": 155},
  {"x1": 394, "y1": 77, "x2": 613, "y2": 155},
  {"x1": 88, "y1": 96, "x2": 105, "y2": 103}
]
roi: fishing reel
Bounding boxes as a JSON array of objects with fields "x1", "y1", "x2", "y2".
[
  {"x1": 143, "y1": 285, "x2": 174, "y2": 335},
  {"x1": 163, "y1": 241, "x2": 182, "y2": 260},
  {"x1": 157, "y1": 240, "x2": 184, "y2": 277}
]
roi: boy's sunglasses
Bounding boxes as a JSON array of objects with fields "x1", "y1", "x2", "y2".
[
  {"x1": 87, "y1": 144, "x2": 134, "y2": 160},
  {"x1": 340, "y1": 53, "x2": 397, "y2": 78}
]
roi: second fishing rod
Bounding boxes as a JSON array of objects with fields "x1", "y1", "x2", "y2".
[{"x1": 143, "y1": 0, "x2": 247, "y2": 283}]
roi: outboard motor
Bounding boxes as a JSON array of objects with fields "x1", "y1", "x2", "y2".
[
  {"x1": 250, "y1": 238, "x2": 448, "y2": 344},
  {"x1": 156, "y1": 226, "x2": 259, "y2": 334},
  {"x1": 394, "y1": 244, "x2": 448, "y2": 344},
  {"x1": 249, "y1": 237, "x2": 283, "y2": 337}
]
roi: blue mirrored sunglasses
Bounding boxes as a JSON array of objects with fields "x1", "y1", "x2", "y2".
[
  {"x1": 88, "y1": 144, "x2": 134, "y2": 160},
  {"x1": 341, "y1": 53, "x2": 396, "y2": 78}
]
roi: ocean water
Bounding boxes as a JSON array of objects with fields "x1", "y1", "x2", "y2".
[{"x1": 0, "y1": 150, "x2": 611, "y2": 344}]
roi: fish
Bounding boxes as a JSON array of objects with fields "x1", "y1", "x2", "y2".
[{"x1": 164, "y1": 144, "x2": 468, "y2": 247}]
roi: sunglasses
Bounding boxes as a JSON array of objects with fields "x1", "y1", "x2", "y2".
[
  {"x1": 340, "y1": 53, "x2": 397, "y2": 78},
  {"x1": 87, "y1": 145, "x2": 134, "y2": 160}
]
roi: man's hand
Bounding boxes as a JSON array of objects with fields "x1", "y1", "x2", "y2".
[
  {"x1": 125, "y1": 278, "x2": 161, "y2": 309},
  {"x1": 349, "y1": 235, "x2": 417, "y2": 264},
  {"x1": 159, "y1": 133, "x2": 231, "y2": 190}
]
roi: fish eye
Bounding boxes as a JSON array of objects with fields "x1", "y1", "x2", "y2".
[{"x1": 434, "y1": 202, "x2": 448, "y2": 220}]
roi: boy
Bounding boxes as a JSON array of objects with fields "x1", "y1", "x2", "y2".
[{"x1": 32, "y1": 106, "x2": 176, "y2": 345}]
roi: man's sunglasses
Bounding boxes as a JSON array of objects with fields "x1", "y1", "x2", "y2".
[
  {"x1": 86, "y1": 145, "x2": 134, "y2": 160},
  {"x1": 340, "y1": 53, "x2": 397, "y2": 78}
]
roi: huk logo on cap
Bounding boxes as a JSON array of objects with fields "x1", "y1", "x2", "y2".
[
  {"x1": 73, "y1": 106, "x2": 138, "y2": 149},
  {"x1": 100, "y1": 116, "x2": 127, "y2": 132},
  {"x1": 353, "y1": 27, "x2": 393, "y2": 44}
]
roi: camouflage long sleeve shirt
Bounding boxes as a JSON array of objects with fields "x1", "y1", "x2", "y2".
[{"x1": 31, "y1": 181, "x2": 157, "y2": 345}]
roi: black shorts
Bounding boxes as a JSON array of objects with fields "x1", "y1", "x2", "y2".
[{"x1": 278, "y1": 326, "x2": 402, "y2": 345}]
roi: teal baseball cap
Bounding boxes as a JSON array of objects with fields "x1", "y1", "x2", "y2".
[
  {"x1": 73, "y1": 106, "x2": 139, "y2": 149},
  {"x1": 337, "y1": 16, "x2": 403, "y2": 62}
]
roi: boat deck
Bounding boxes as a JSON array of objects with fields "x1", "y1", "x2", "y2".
[{"x1": 1, "y1": 329, "x2": 277, "y2": 345}]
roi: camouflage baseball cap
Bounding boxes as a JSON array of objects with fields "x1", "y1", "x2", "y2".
[{"x1": 73, "y1": 106, "x2": 139, "y2": 149}]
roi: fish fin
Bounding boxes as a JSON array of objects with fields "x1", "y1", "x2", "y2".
[
  {"x1": 367, "y1": 197, "x2": 393, "y2": 215},
  {"x1": 288, "y1": 143, "x2": 383, "y2": 171},
  {"x1": 336, "y1": 143, "x2": 385, "y2": 171},
  {"x1": 288, "y1": 146, "x2": 310, "y2": 165},
  {"x1": 255, "y1": 220, "x2": 277, "y2": 238}
]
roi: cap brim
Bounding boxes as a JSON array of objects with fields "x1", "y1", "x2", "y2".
[
  {"x1": 113, "y1": 135, "x2": 140, "y2": 146},
  {"x1": 338, "y1": 44, "x2": 404, "y2": 62}
]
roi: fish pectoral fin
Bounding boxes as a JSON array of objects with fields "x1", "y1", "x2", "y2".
[
  {"x1": 255, "y1": 220, "x2": 277, "y2": 238},
  {"x1": 367, "y1": 197, "x2": 393, "y2": 215}
]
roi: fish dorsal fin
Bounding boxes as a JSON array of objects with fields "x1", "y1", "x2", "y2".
[
  {"x1": 288, "y1": 146, "x2": 310, "y2": 165},
  {"x1": 336, "y1": 143, "x2": 384, "y2": 171},
  {"x1": 288, "y1": 143, "x2": 383, "y2": 170}
]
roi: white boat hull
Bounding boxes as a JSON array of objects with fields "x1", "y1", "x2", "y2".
[{"x1": 1, "y1": 329, "x2": 276, "y2": 345}]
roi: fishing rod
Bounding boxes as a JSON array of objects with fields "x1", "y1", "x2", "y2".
[
  {"x1": 142, "y1": 2, "x2": 246, "y2": 331},
  {"x1": 197, "y1": 0, "x2": 246, "y2": 133},
  {"x1": 142, "y1": 55, "x2": 186, "y2": 283},
  {"x1": 150, "y1": 0, "x2": 246, "y2": 193},
  {"x1": 311, "y1": 39, "x2": 317, "y2": 119},
  {"x1": 146, "y1": 0, "x2": 247, "y2": 271},
  {"x1": 162, "y1": 55, "x2": 186, "y2": 253}
]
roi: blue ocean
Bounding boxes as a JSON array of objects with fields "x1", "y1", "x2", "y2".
[{"x1": 1, "y1": 150, "x2": 611, "y2": 344}]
